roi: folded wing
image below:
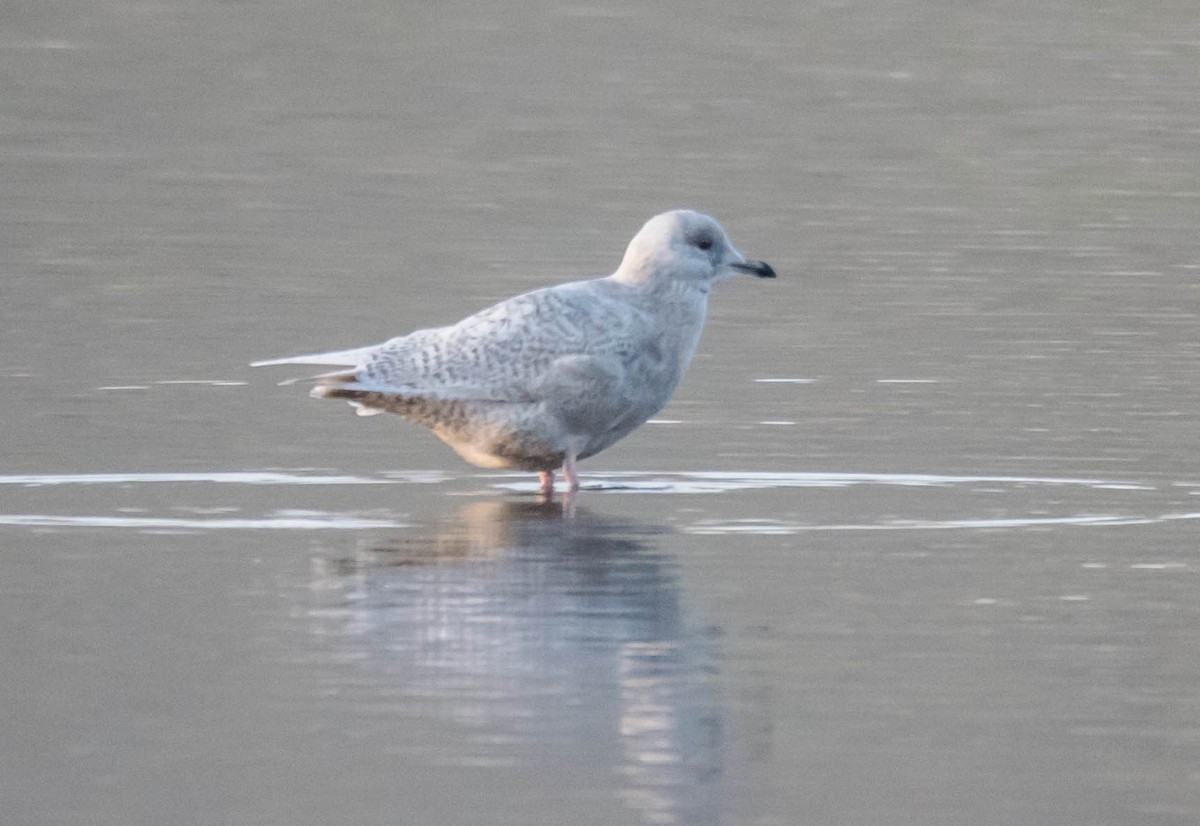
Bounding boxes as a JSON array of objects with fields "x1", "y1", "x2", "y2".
[{"x1": 253, "y1": 279, "x2": 653, "y2": 416}]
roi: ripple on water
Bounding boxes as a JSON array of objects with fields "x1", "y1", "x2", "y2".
[
  {"x1": 685, "y1": 512, "x2": 1200, "y2": 535},
  {"x1": 0, "y1": 471, "x2": 391, "y2": 487},
  {"x1": 0, "y1": 512, "x2": 410, "y2": 531},
  {"x1": 490, "y1": 470, "x2": 1160, "y2": 495},
  {"x1": 0, "y1": 469, "x2": 1192, "y2": 534}
]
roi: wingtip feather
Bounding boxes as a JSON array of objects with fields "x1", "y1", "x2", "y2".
[{"x1": 250, "y1": 345, "x2": 379, "y2": 369}]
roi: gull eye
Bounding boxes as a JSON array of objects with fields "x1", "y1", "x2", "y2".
[{"x1": 695, "y1": 236, "x2": 713, "y2": 251}]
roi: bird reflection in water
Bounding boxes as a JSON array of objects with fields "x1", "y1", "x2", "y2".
[{"x1": 310, "y1": 500, "x2": 722, "y2": 826}]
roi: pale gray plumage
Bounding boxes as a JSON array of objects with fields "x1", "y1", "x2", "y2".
[{"x1": 252, "y1": 209, "x2": 775, "y2": 493}]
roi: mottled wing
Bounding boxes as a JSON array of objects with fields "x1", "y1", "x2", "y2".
[{"x1": 337, "y1": 279, "x2": 650, "y2": 405}]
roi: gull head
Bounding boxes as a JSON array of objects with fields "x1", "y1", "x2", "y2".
[{"x1": 613, "y1": 209, "x2": 775, "y2": 291}]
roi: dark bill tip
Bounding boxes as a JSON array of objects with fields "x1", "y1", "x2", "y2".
[{"x1": 730, "y1": 259, "x2": 777, "y2": 279}]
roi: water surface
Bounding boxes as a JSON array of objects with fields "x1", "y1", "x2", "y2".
[{"x1": 3, "y1": 1, "x2": 1199, "y2": 824}]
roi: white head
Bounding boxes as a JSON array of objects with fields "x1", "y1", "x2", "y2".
[{"x1": 612, "y1": 209, "x2": 775, "y2": 291}]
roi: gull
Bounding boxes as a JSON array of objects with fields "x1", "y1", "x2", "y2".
[{"x1": 252, "y1": 209, "x2": 775, "y2": 495}]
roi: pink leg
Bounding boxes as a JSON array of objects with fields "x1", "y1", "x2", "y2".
[
  {"x1": 561, "y1": 453, "x2": 580, "y2": 492},
  {"x1": 538, "y1": 470, "x2": 555, "y2": 496}
]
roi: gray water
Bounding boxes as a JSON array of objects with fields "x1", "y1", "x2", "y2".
[{"x1": 3, "y1": 2, "x2": 1199, "y2": 824}]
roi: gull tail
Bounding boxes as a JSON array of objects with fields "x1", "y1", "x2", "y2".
[{"x1": 310, "y1": 376, "x2": 407, "y2": 418}]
